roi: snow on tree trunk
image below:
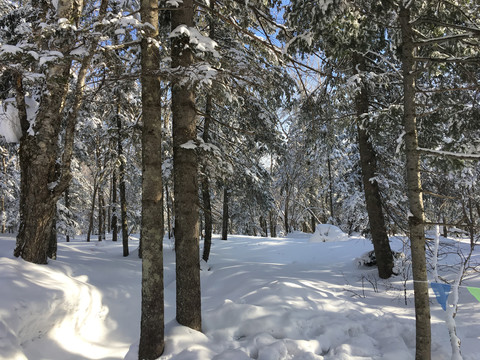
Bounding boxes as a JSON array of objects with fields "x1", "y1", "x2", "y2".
[
  {"x1": 354, "y1": 54, "x2": 394, "y2": 279},
  {"x1": 14, "y1": 59, "x2": 71, "y2": 264}
]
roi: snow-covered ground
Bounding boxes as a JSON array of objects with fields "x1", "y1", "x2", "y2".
[{"x1": 1, "y1": 230, "x2": 479, "y2": 359}]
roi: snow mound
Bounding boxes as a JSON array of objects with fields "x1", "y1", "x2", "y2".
[{"x1": 309, "y1": 224, "x2": 349, "y2": 243}]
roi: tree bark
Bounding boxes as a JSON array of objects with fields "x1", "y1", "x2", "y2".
[
  {"x1": 98, "y1": 187, "x2": 103, "y2": 241},
  {"x1": 13, "y1": 51, "x2": 71, "y2": 263},
  {"x1": 86, "y1": 179, "x2": 98, "y2": 243},
  {"x1": 354, "y1": 53, "x2": 394, "y2": 279},
  {"x1": 222, "y1": 186, "x2": 229, "y2": 240},
  {"x1": 201, "y1": 96, "x2": 213, "y2": 262},
  {"x1": 111, "y1": 167, "x2": 118, "y2": 242},
  {"x1": 284, "y1": 185, "x2": 290, "y2": 234},
  {"x1": 171, "y1": 0, "x2": 202, "y2": 331},
  {"x1": 1, "y1": 155, "x2": 6, "y2": 234},
  {"x1": 138, "y1": 0, "x2": 164, "y2": 357},
  {"x1": 327, "y1": 157, "x2": 334, "y2": 222},
  {"x1": 47, "y1": 205, "x2": 57, "y2": 260},
  {"x1": 165, "y1": 183, "x2": 172, "y2": 239},
  {"x1": 65, "y1": 187, "x2": 70, "y2": 242},
  {"x1": 400, "y1": 6, "x2": 431, "y2": 359},
  {"x1": 117, "y1": 109, "x2": 129, "y2": 256}
]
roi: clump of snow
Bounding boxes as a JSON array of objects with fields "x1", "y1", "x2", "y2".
[
  {"x1": 169, "y1": 25, "x2": 220, "y2": 58},
  {"x1": 0, "y1": 99, "x2": 23, "y2": 143},
  {"x1": 310, "y1": 223, "x2": 349, "y2": 242}
]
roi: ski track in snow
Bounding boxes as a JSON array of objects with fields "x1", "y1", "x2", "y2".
[{"x1": 1, "y1": 232, "x2": 479, "y2": 359}]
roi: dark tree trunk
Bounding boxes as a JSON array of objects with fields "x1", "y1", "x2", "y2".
[
  {"x1": 1, "y1": 155, "x2": 5, "y2": 234},
  {"x1": 201, "y1": 96, "x2": 213, "y2": 262},
  {"x1": 111, "y1": 168, "x2": 118, "y2": 242},
  {"x1": 284, "y1": 188, "x2": 290, "y2": 234},
  {"x1": 14, "y1": 57, "x2": 71, "y2": 264},
  {"x1": 172, "y1": 0, "x2": 202, "y2": 331},
  {"x1": 327, "y1": 157, "x2": 334, "y2": 221},
  {"x1": 47, "y1": 205, "x2": 57, "y2": 260},
  {"x1": 65, "y1": 187, "x2": 70, "y2": 242},
  {"x1": 165, "y1": 184, "x2": 171, "y2": 239},
  {"x1": 117, "y1": 110, "x2": 129, "y2": 256},
  {"x1": 86, "y1": 180, "x2": 97, "y2": 243},
  {"x1": 222, "y1": 186, "x2": 229, "y2": 240},
  {"x1": 201, "y1": 1, "x2": 215, "y2": 263},
  {"x1": 138, "y1": 0, "x2": 164, "y2": 355},
  {"x1": 400, "y1": 6, "x2": 431, "y2": 359},
  {"x1": 98, "y1": 189, "x2": 103, "y2": 241},
  {"x1": 269, "y1": 211, "x2": 276, "y2": 238},
  {"x1": 354, "y1": 53, "x2": 394, "y2": 279}
]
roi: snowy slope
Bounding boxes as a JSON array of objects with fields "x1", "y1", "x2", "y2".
[{"x1": 1, "y1": 231, "x2": 479, "y2": 359}]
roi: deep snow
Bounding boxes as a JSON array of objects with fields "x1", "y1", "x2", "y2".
[{"x1": 1, "y1": 230, "x2": 479, "y2": 359}]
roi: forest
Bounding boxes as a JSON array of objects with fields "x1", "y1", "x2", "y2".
[{"x1": 0, "y1": 0, "x2": 479, "y2": 359}]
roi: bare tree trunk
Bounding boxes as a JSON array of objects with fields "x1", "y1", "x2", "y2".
[
  {"x1": 86, "y1": 179, "x2": 98, "y2": 243},
  {"x1": 65, "y1": 187, "x2": 70, "y2": 242},
  {"x1": 284, "y1": 186, "x2": 290, "y2": 234},
  {"x1": 172, "y1": 0, "x2": 201, "y2": 331},
  {"x1": 222, "y1": 186, "x2": 229, "y2": 240},
  {"x1": 201, "y1": 96, "x2": 213, "y2": 262},
  {"x1": 98, "y1": 188, "x2": 103, "y2": 242},
  {"x1": 327, "y1": 157, "x2": 334, "y2": 222},
  {"x1": 354, "y1": 53, "x2": 394, "y2": 279},
  {"x1": 111, "y1": 167, "x2": 118, "y2": 242},
  {"x1": 47, "y1": 204, "x2": 57, "y2": 260},
  {"x1": 117, "y1": 110, "x2": 129, "y2": 256},
  {"x1": 269, "y1": 211, "x2": 276, "y2": 237},
  {"x1": 1, "y1": 155, "x2": 5, "y2": 234},
  {"x1": 138, "y1": 0, "x2": 164, "y2": 355},
  {"x1": 165, "y1": 183, "x2": 171, "y2": 239},
  {"x1": 400, "y1": 6, "x2": 431, "y2": 359}
]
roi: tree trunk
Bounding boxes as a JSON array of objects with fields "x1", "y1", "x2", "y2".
[
  {"x1": 47, "y1": 205, "x2": 57, "y2": 260},
  {"x1": 354, "y1": 53, "x2": 394, "y2": 279},
  {"x1": 138, "y1": 0, "x2": 164, "y2": 355},
  {"x1": 400, "y1": 6, "x2": 431, "y2": 359},
  {"x1": 86, "y1": 180, "x2": 98, "y2": 243},
  {"x1": 111, "y1": 168, "x2": 118, "y2": 241},
  {"x1": 13, "y1": 49, "x2": 71, "y2": 264},
  {"x1": 269, "y1": 211, "x2": 276, "y2": 238},
  {"x1": 1, "y1": 155, "x2": 6, "y2": 234},
  {"x1": 13, "y1": 0, "x2": 106, "y2": 263},
  {"x1": 222, "y1": 186, "x2": 229, "y2": 240},
  {"x1": 284, "y1": 186, "x2": 290, "y2": 234},
  {"x1": 117, "y1": 109, "x2": 129, "y2": 256},
  {"x1": 201, "y1": 96, "x2": 213, "y2": 262},
  {"x1": 165, "y1": 183, "x2": 171, "y2": 239},
  {"x1": 172, "y1": 0, "x2": 201, "y2": 331},
  {"x1": 65, "y1": 187, "x2": 70, "y2": 242},
  {"x1": 201, "y1": 4, "x2": 215, "y2": 261},
  {"x1": 327, "y1": 157, "x2": 334, "y2": 222},
  {"x1": 98, "y1": 188, "x2": 103, "y2": 241}
]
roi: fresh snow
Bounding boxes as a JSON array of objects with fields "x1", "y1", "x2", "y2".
[{"x1": 1, "y1": 231, "x2": 479, "y2": 359}]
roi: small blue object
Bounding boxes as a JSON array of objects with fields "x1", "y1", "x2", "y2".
[{"x1": 430, "y1": 282, "x2": 451, "y2": 311}]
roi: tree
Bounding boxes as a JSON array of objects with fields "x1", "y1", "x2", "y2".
[
  {"x1": 138, "y1": 0, "x2": 164, "y2": 356},
  {"x1": 171, "y1": 0, "x2": 202, "y2": 331}
]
